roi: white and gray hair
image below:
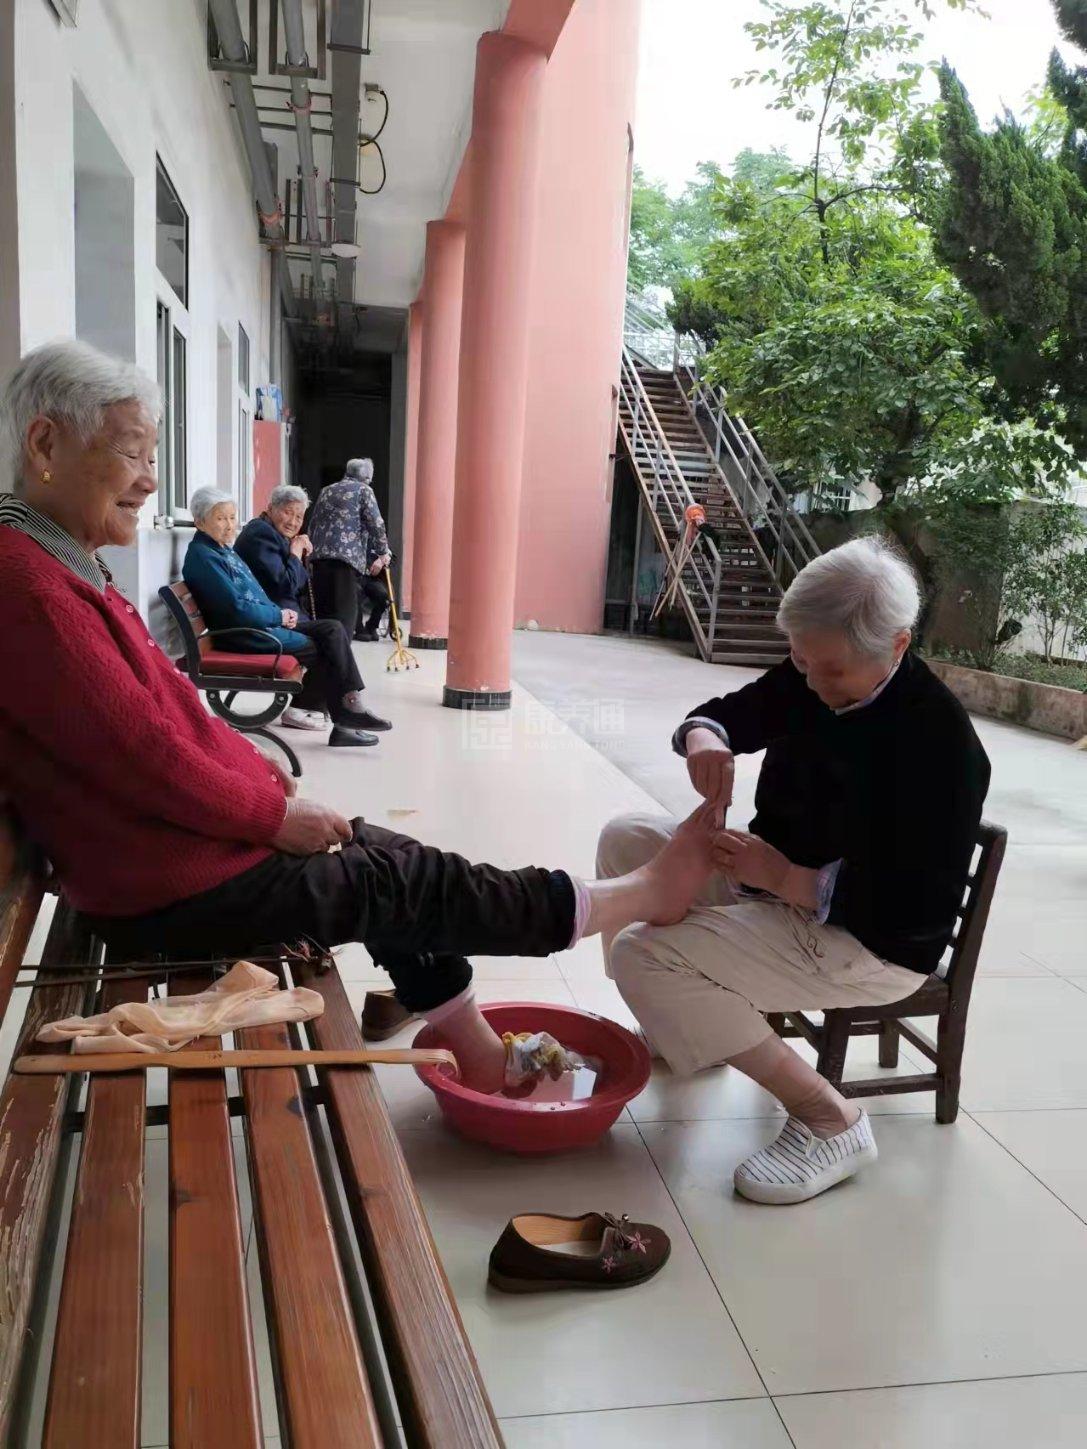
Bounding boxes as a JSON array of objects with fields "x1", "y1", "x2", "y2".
[
  {"x1": 345, "y1": 457, "x2": 374, "y2": 483},
  {"x1": 0, "y1": 339, "x2": 161, "y2": 487},
  {"x1": 777, "y1": 536, "x2": 921, "y2": 659},
  {"x1": 267, "y1": 483, "x2": 309, "y2": 510},
  {"x1": 189, "y1": 486, "x2": 236, "y2": 522}
]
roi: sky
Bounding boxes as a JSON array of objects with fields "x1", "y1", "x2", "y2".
[{"x1": 635, "y1": 0, "x2": 1081, "y2": 193}]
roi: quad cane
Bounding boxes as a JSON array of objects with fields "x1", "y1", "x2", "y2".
[{"x1": 385, "y1": 565, "x2": 418, "y2": 672}]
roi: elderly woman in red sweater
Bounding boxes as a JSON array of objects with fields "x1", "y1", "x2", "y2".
[{"x1": 0, "y1": 340, "x2": 712, "y2": 1092}]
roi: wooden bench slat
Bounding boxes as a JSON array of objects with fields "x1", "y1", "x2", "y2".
[
  {"x1": 169, "y1": 977, "x2": 263, "y2": 1448},
  {"x1": 237, "y1": 1020, "x2": 382, "y2": 1448},
  {"x1": 0, "y1": 901, "x2": 99, "y2": 1444},
  {"x1": 0, "y1": 827, "x2": 45, "y2": 1027},
  {"x1": 295, "y1": 963, "x2": 503, "y2": 1449},
  {"x1": 44, "y1": 979, "x2": 147, "y2": 1447}
]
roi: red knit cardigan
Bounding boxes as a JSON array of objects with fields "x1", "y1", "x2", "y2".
[{"x1": 0, "y1": 526, "x2": 287, "y2": 917}]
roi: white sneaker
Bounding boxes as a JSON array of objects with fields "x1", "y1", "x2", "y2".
[
  {"x1": 733, "y1": 1111, "x2": 877, "y2": 1205},
  {"x1": 281, "y1": 708, "x2": 325, "y2": 731}
]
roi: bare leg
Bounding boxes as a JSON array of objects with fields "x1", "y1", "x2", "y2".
[
  {"x1": 729, "y1": 1035, "x2": 859, "y2": 1138},
  {"x1": 583, "y1": 804, "x2": 717, "y2": 941},
  {"x1": 436, "y1": 997, "x2": 508, "y2": 1093}
]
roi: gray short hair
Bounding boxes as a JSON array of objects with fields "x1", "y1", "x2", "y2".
[
  {"x1": 0, "y1": 340, "x2": 160, "y2": 485},
  {"x1": 777, "y1": 536, "x2": 921, "y2": 659},
  {"x1": 189, "y1": 486, "x2": 236, "y2": 522},
  {"x1": 267, "y1": 484, "x2": 309, "y2": 510},
  {"x1": 345, "y1": 458, "x2": 374, "y2": 483}
]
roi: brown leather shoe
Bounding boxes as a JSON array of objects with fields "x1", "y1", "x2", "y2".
[
  {"x1": 360, "y1": 990, "x2": 416, "y2": 1041},
  {"x1": 488, "y1": 1212, "x2": 670, "y2": 1293}
]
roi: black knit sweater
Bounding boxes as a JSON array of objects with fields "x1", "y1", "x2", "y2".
[{"x1": 685, "y1": 653, "x2": 991, "y2": 974}]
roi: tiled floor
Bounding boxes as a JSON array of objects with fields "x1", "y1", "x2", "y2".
[{"x1": 8, "y1": 634, "x2": 1086, "y2": 1446}]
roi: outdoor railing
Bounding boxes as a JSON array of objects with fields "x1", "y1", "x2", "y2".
[
  {"x1": 618, "y1": 346, "x2": 723, "y2": 658},
  {"x1": 623, "y1": 297, "x2": 820, "y2": 589}
]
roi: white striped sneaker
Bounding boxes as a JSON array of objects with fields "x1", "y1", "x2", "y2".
[{"x1": 733, "y1": 1111, "x2": 878, "y2": 1205}]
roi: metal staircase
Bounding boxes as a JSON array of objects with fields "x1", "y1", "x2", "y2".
[{"x1": 618, "y1": 300, "x2": 820, "y2": 666}]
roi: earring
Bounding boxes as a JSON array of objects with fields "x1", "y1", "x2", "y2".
[{"x1": 41, "y1": 470, "x2": 52, "y2": 483}]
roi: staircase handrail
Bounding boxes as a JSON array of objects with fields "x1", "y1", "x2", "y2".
[
  {"x1": 625, "y1": 296, "x2": 820, "y2": 581},
  {"x1": 619, "y1": 347, "x2": 723, "y2": 653}
]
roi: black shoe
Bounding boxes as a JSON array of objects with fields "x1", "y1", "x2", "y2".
[
  {"x1": 354, "y1": 628, "x2": 380, "y2": 642},
  {"x1": 328, "y1": 726, "x2": 379, "y2": 748},
  {"x1": 334, "y1": 706, "x2": 392, "y2": 732}
]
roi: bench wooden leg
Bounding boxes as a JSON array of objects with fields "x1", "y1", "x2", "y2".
[
  {"x1": 879, "y1": 1021, "x2": 900, "y2": 1069},
  {"x1": 766, "y1": 1013, "x2": 787, "y2": 1037},
  {"x1": 816, "y1": 1013, "x2": 850, "y2": 1089}
]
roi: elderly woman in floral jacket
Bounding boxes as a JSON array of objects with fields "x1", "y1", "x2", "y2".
[{"x1": 309, "y1": 458, "x2": 392, "y2": 641}]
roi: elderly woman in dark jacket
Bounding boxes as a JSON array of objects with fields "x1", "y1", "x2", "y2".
[
  {"x1": 183, "y1": 487, "x2": 389, "y2": 747},
  {"x1": 235, "y1": 483, "x2": 312, "y2": 619}
]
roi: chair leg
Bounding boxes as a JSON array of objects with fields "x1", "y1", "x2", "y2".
[
  {"x1": 935, "y1": 1012, "x2": 965, "y2": 1125},
  {"x1": 815, "y1": 1013, "x2": 850, "y2": 1089},
  {"x1": 247, "y1": 727, "x2": 303, "y2": 779},
  {"x1": 878, "y1": 1021, "x2": 900, "y2": 1069}
]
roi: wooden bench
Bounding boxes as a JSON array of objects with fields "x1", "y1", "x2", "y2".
[
  {"x1": 768, "y1": 819, "x2": 1007, "y2": 1122},
  {"x1": 159, "y1": 580, "x2": 307, "y2": 778},
  {"x1": 0, "y1": 818, "x2": 502, "y2": 1447}
]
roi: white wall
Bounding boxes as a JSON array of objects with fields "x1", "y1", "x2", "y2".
[{"x1": 12, "y1": 0, "x2": 283, "y2": 626}]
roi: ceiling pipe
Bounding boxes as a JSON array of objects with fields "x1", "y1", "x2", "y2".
[
  {"x1": 207, "y1": 0, "x2": 295, "y2": 316},
  {"x1": 279, "y1": 0, "x2": 327, "y2": 305},
  {"x1": 329, "y1": 0, "x2": 367, "y2": 311}
]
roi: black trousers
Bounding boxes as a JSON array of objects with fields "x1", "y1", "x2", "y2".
[
  {"x1": 87, "y1": 820, "x2": 576, "y2": 1014},
  {"x1": 357, "y1": 575, "x2": 389, "y2": 636},
  {"x1": 289, "y1": 617, "x2": 364, "y2": 714},
  {"x1": 312, "y1": 558, "x2": 362, "y2": 640}
]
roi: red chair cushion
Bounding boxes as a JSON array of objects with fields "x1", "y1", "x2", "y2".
[{"x1": 189, "y1": 651, "x2": 303, "y2": 680}]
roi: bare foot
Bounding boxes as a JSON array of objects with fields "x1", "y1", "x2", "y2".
[{"x1": 636, "y1": 802, "x2": 717, "y2": 925}]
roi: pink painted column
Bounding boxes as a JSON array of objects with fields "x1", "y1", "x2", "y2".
[
  {"x1": 408, "y1": 221, "x2": 466, "y2": 647},
  {"x1": 399, "y1": 300, "x2": 423, "y2": 614},
  {"x1": 443, "y1": 32, "x2": 547, "y2": 709}
]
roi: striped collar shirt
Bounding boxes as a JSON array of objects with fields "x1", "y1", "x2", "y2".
[{"x1": 0, "y1": 494, "x2": 110, "y2": 591}]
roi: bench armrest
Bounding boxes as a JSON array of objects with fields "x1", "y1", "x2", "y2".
[{"x1": 198, "y1": 627, "x2": 286, "y2": 669}]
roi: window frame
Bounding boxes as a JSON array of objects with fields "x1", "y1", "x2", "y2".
[{"x1": 153, "y1": 156, "x2": 191, "y2": 523}]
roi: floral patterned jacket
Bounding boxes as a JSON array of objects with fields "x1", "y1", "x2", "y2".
[{"x1": 309, "y1": 477, "x2": 389, "y2": 577}]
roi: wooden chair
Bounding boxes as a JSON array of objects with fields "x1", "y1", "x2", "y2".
[
  {"x1": 767, "y1": 820, "x2": 1007, "y2": 1123},
  {"x1": 159, "y1": 580, "x2": 306, "y2": 777},
  {"x1": 0, "y1": 815, "x2": 501, "y2": 1447}
]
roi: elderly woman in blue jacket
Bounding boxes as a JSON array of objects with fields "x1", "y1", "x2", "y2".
[{"x1": 182, "y1": 487, "x2": 390, "y2": 748}]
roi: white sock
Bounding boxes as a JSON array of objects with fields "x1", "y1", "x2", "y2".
[{"x1": 566, "y1": 875, "x2": 591, "y2": 948}]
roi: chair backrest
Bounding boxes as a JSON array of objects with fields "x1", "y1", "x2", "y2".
[
  {"x1": 945, "y1": 819, "x2": 1007, "y2": 1001},
  {"x1": 158, "y1": 582, "x2": 209, "y2": 673}
]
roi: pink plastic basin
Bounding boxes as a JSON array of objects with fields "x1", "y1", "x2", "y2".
[{"x1": 413, "y1": 1003, "x2": 651, "y2": 1155}]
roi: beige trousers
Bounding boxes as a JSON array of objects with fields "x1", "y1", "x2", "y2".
[{"x1": 597, "y1": 813, "x2": 922, "y2": 1078}]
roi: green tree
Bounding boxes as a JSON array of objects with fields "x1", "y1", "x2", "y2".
[
  {"x1": 682, "y1": 0, "x2": 987, "y2": 502},
  {"x1": 1003, "y1": 503, "x2": 1087, "y2": 663},
  {"x1": 933, "y1": 0, "x2": 1087, "y2": 451},
  {"x1": 627, "y1": 161, "x2": 728, "y2": 296}
]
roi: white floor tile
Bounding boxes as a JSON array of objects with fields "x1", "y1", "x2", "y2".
[
  {"x1": 973, "y1": 1109, "x2": 1087, "y2": 1222},
  {"x1": 502, "y1": 1399, "x2": 791, "y2": 1448},
  {"x1": 777, "y1": 1372, "x2": 1087, "y2": 1449},
  {"x1": 642, "y1": 1114, "x2": 1087, "y2": 1395},
  {"x1": 960, "y1": 977, "x2": 1087, "y2": 1111},
  {"x1": 397, "y1": 1123, "x2": 764, "y2": 1418}
]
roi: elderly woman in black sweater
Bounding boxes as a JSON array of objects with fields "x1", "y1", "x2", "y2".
[{"x1": 597, "y1": 537, "x2": 990, "y2": 1205}]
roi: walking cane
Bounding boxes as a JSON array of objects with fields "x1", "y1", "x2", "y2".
[{"x1": 385, "y1": 565, "x2": 418, "y2": 672}]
